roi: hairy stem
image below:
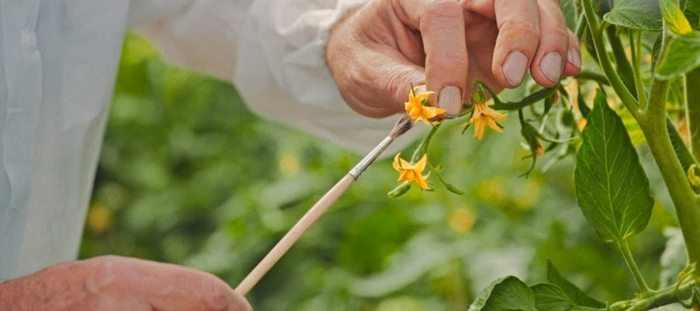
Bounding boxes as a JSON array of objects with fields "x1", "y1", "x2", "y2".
[
  {"x1": 619, "y1": 240, "x2": 652, "y2": 295},
  {"x1": 643, "y1": 77, "x2": 700, "y2": 272},
  {"x1": 610, "y1": 279, "x2": 697, "y2": 311},
  {"x1": 582, "y1": 0, "x2": 641, "y2": 117}
]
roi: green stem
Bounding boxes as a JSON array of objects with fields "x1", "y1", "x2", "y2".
[
  {"x1": 575, "y1": 13, "x2": 588, "y2": 39},
  {"x1": 618, "y1": 239, "x2": 652, "y2": 295},
  {"x1": 411, "y1": 123, "x2": 440, "y2": 162},
  {"x1": 577, "y1": 70, "x2": 609, "y2": 84},
  {"x1": 582, "y1": 0, "x2": 641, "y2": 118},
  {"x1": 630, "y1": 31, "x2": 647, "y2": 108},
  {"x1": 686, "y1": 67, "x2": 700, "y2": 163},
  {"x1": 606, "y1": 25, "x2": 638, "y2": 98},
  {"x1": 490, "y1": 87, "x2": 557, "y2": 111},
  {"x1": 609, "y1": 279, "x2": 697, "y2": 311},
  {"x1": 642, "y1": 77, "x2": 700, "y2": 273}
]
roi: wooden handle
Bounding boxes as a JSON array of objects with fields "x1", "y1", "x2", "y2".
[{"x1": 235, "y1": 174, "x2": 356, "y2": 295}]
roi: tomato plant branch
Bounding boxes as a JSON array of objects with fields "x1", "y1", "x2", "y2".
[
  {"x1": 609, "y1": 279, "x2": 698, "y2": 311},
  {"x1": 577, "y1": 70, "x2": 609, "y2": 84},
  {"x1": 582, "y1": 0, "x2": 641, "y2": 118},
  {"x1": 642, "y1": 74, "x2": 700, "y2": 273},
  {"x1": 618, "y1": 239, "x2": 652, "y2": 295},
  {"x1": 489, "y1": 87, "x2": 557, "y2": 111}
]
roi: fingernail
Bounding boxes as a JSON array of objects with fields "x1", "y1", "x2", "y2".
[
  {"x1": 541, "y1": 52, "x2": 563, "y2": 82},
  {"x1": 567, "y1": 48, "x2": 581, "y2": 69},
  {"x1": 503, "y1": 51, "x2": 529, "y2": 87},
  {"x1": 439, "y1": 86, "x2": 462, "y2": 118}
]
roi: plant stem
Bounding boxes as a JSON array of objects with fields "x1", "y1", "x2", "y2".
[
  {"x1": 411, "y1": 123, "x2": 440, "y2": 162},
  {"x1": 582, "y1": 0, "x2": 641, "y2": 118},
  {"x1": 630, "y1": 31, "x2": 647, "y2": 108},
  {"x1": 642, "y1": 77, "x2": 700, "y2": 273},
  {"x1": 618, "y1": 239, "x2": 652, "y2": 295},
  {"x1": 609, "y1": 279, "x2": 697, "y2": 311},
  {"x1": 577, "y1": 70, "x2": 609, "y2": 84},
  {"x1": 606, "y1": 25, "x2": 638, "y2": 98},
  {"x1": 686, "y1": 67, "x2": 700, "y2": 163},
  {"x1": 490, "y1": 87, "x2": 557, "y2": 111}
]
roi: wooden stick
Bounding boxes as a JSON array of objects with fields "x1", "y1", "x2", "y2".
[{"x1": 235, "y1": 174, "x2": 355, "y2": 295}]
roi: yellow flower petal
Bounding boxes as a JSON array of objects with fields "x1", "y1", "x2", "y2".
[{"x1": 414, "y1": 154, "x2": 428, "y2": 172}]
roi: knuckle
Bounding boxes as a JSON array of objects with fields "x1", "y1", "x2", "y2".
[
  {"x1": 499, "y1": 20, "x2": 540, "y2": 49},
  {"x1": 386, "y1": 68, "x2": 417, "y2": 106},
  {"x1": 423, "y1": 0, "x2": 462, "y2": 20},
  {"x1": 84, "y1": 256, "x2": 125, "y2": 295},
  {"x1": 200, "y1": 274, "x2": 231, "y2": 311}
]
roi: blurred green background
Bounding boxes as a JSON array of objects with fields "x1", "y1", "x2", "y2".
[{"x1": 80, "y1": 33, "x2": 679, "y2": 310}]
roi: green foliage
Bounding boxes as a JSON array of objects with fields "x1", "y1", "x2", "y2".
[
  {"x1": 468, "y1": 276, "x2": 537, "y2": 311},
  {"x1": 604, "y1": 0, "x2": 663, "y2": 30},
  {"x1": 531, "y1": 283, "x2": 602, "y2": 311},
  {"x1": 661, "y1": 0, "x2": 693, "y2": 34},
  {"x1": 657, "y1": 32, "x2": 700, "y2": 79},
  {"x1": 574, "y1": 91, "x2": 654, "y2": 242},
  {"x1": 546, "y1": 261, "x2": 606, "y2": 308}
]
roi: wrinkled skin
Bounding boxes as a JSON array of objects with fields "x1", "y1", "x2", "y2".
[{"x1": 328, "y1": 0, "x2": 581, "y2": 118}]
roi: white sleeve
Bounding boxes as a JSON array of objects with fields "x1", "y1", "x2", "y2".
[{"x1": 128, "y1": 0, "x2": 423, "y2": 154}]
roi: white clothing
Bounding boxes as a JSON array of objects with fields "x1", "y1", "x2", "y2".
[{"x1": 0, "y1": 0, "x2": 417, "y2": 280}]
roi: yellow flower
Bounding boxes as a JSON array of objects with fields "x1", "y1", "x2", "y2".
[
  {"x1": 404, "y1": 87, "x2": 446, "y2": 125},
  {"x1": 392, "y1": 153, "x2": 431, "y2": 190},
  {"x1": 469, "y1": 102, "x2": 507, "y2": 140}
]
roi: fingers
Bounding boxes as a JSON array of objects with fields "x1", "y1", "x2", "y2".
[
  {"x1": 327, "y1": 1, "x2": 426, "y2": 117},
  {"x1": 563, "y1": 30, "x2": 582, "y2": 77},
  {"x1": 86, "y1": 256, "x2": 252, "y2": 311},
  {"x1": 529, "y1": 0, "x2": 570, "y2": 87},
  {"x1": 395, "y1": 0, "x2": 468, "y2": 117},
  {"x1": 490, "y1": 0, "x2": 541, "y2": 88},
  {"x1": 490, "y1": 0, "x2": 580, "y2": 88},
  {"x1": 130, "y1": 258, "x2": 251, "y2": 311}
]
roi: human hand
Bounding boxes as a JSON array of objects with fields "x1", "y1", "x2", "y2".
[
  {"x1": 327, "y1": 0, "x2": 581, "y2": 118},
  {"x1": 0, "y1": 256, "x2": 251, "y2": 311}
]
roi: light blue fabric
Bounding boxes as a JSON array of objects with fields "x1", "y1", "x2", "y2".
[{"x1": 0, "y1": 0, "x2": 129, "y2": 280}]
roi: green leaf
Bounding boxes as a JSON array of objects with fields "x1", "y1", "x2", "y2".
[
  {"x1": 604, "y1": 0, "x2": 663, "y2": 30},
  {"x1": 531, "y1": 283, "x2": 603, "y2": 311},
  {"x1": 618, "y1": 108, "x2": 646, "y2": 147},
  {"x1": 656, "y1": 32, "x2": 700, "y2": 79},
  {"x1": 546, "y1": 261, "x2": 606, "y2": 309},
  {"x1": 686, "y1": 0, "x2": 700, "y2": 15},
  {"x1": 560, "y1": 0, "x2": 579, "y2": 31},
  {"x1": 469, "y1": 276, "x2": 537, "y2": 311},
  {"x1": 573, "y1": 91, "x2": 654, "y2": 242},
  {"x1": 661, "y1": 0, "x2": 694, "y2": 34}
]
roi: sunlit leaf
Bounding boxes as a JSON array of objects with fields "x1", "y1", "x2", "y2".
[
  {"x1": 661, "y1": 0, "x2": 693, "y2": 34},
  {"x1": 574, "y1": 91, "x2": 654, "y2": 242},
  {"x1": 604, "y1": 0, "x2": 663, "y2": 30},
  {"x1": 468, "y1": 276, "x2": 537, "y2": 311},
  {"x1": 618, "y1": 108, "x2": 646, "y2": 146},
  {"x1": 656, "y1": 32, "x2": 700, "y2": 79},
  {"x1": 547, "y1": 260, "x2": 606, "y2": 308}
]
